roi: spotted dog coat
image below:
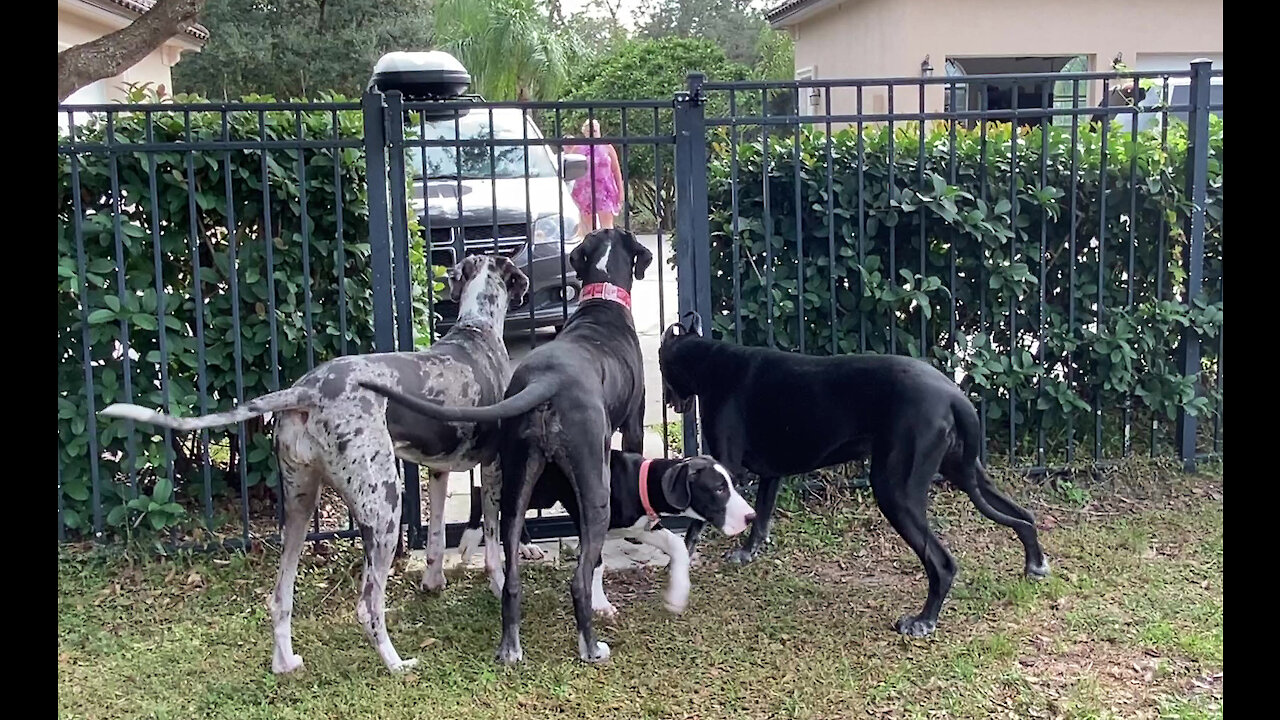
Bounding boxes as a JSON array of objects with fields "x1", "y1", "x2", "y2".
[{"x1": 98, "y1": 255, "x2": 529, "y2": 675}]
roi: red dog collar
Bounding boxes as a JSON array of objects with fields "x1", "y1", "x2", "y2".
[
  {"x1": 638, "y1": 458, "x2": 660, "y2": 528},
  {"x1": 580, "y1": 282, "x2": 631, "y2": 310}
]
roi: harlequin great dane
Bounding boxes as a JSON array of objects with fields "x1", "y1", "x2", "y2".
[
  {"x1": 98, "y1": 254, "x2": 528, "y2": 674},
  {"x1": 660, "y1": 313, "x2": 1050, "y2": 638},
  {"x1": 359, "y1": 228, "x2": 654, "y2": 665}
]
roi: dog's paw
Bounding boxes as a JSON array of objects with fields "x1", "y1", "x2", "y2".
[
  {"x1": 388, "y1": 657, "x2": 419, "y2": 674},
  {"x1": 1026, "y1": 558, "x2": 1051, "y2": 580},
  {"x1": 519, "y1": 543, "x2": 546, "y2": 561},
  {"x1": 494, "y1": 640, "x2": 524, "y2": 665},
  {"x1": 894, "y1": 614, "x2": 937, "y2": 638},
  {"x1": 271, "y1": 653, "x2": 305, "y2": 675},
  {"x1": 723, "y1": 547, "x2": 759, "y2": 565},
  {"x1": 663, "y1": 593, "x2": 688, "y2": 615},
  {"x1": 457, "y1": 527, "x2": 482, "y2": 565},
  {"x1": 593, "y1": 601, "x2": 619, "y2": 620},
  {"x1": 577, "y1": 635, "x2": 611, "y2": 664}
]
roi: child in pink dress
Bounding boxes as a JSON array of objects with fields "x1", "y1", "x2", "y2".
[{"x1": 569, "y1": 119, "x2": 624, "y2": 230}]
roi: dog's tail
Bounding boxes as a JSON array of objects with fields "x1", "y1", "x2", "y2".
[
  {"x1": 948, "y1": 393, "x2": 985, "y2": 490},
  {"x1": 359, "y1": 380, "x2": 558, "y2": 423},
  {"x1": 98, "y1": 387, "x2": 314, "y2": 432}
]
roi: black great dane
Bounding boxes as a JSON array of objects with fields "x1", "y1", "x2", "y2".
[
  {"x1": 362, "y1": 228, "x2": 653, "y2": 664},
  {"x1": 659, "y1": 313, "x2": 1050, "y2": 637}
]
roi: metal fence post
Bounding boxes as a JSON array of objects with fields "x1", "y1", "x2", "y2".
[
  {"x1": 362, "y1": 90, "x2": 396, "y2": 354},
  {"x1": 383, "y1": 91, "x2": 423, "y2": 550},
  {"x1": 1175, "y1": 59, "x2": 1213, "y2": 472},
  {"x1": 674, "y1": 73, "x2": 710, "y2": 456}
]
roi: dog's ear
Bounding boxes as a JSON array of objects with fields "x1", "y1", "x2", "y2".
[
  {"x1": 621, "y1": 230, "x2": 654, "y2": 280},
  {"x1": 494, "y1": 256, "x2": 529, "y2": 309},
  {"x1": 682, "y1": 311, "x2": 703, "y2": 337},
  {"x1": 447, "y1": 260, "x2": 467, "y2": 303},
  {"x1": 569, "y1": 239, "x2": 590, "y2": 280},
  {"x1": 660, "y1": 463, "x2": 692, "y2": 511}
]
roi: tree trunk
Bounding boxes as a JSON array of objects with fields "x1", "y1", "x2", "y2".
[{"x1": 57, "y1": 0, "x2": 208, "y2": 103}]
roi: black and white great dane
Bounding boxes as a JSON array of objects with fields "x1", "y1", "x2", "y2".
[
  {"x1": 456, "y1": 450, "x2": 754, "y2": 617},
  {"x1": 361, "y1": 228, "x2": 656, "y2": 665},
  {"x1": 98, "y1": 255, "x2": 529, "y2": 674},
  {"x1": 659, "y1": 313, "x2": 1050, "y2": 638}
]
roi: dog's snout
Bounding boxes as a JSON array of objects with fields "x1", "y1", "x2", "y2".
[{"x1": 744, "y1": 511, "x2": 756, "y2": 523}]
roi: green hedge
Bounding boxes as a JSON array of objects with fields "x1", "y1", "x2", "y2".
[
  {"x1": 57, "y1": 100, "x2": 380, "y2": 537},
  {"x1": 704, "y1": 117, "x2": 1223, "y2": 463}
]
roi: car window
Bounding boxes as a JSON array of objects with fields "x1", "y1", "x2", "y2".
[{"x1": 406, "y1": 109, "x2": 558, "y2": 180}]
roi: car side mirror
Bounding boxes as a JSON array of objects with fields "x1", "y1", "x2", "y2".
[{"x1": 561, "y1": 153, "x2": 587, "y2": 182}]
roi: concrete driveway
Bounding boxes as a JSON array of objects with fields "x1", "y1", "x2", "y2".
[{"x1": 425, "y1": 233, "x2": 683, "y2": 570}]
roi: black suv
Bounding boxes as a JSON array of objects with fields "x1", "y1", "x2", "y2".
[{"x1": 407, "y1": 106, "x2": 587, "y2": 333}]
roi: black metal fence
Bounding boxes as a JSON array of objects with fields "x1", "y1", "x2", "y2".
[
  {"x1": 680, "y1": 62, "x2": 1223, "y2": 473},
  {"x1": 56, "y1": 61, "x2": 1222, "y2": 549}
]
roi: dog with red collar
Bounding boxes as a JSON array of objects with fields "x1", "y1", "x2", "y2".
[
  {"x1": 363, "y1": 228, "x2": 656, "y2": 665},
  {"x1": 462, "y1": 451, "x2": 755, "y2": 617}
]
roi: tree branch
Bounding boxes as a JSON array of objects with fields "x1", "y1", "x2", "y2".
[{"x1": 57, "y1": 0, "x2": 208, "y2": 103}]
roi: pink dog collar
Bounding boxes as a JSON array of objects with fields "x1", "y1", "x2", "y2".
[{"x1": 580, "y1": 282, "x2": 631, "y2": 310}]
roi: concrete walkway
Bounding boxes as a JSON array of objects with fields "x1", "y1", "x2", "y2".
[{"x1": 410, "y1": 232, "x2": 683, "y2": 572}]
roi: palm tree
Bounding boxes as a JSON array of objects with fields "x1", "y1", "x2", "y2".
[{"x1": 434, "y1": 0, "x2": 580, "y2": 101}]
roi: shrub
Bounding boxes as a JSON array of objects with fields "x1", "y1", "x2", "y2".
[
  {"x1": 702, "y1": 117, "x2": 1223, "y2": 463},
  {"x1": 57, "y1": 95, "x2": 380, "y2": 537}
]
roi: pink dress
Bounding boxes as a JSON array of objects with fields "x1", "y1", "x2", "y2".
[{"x1": 570, "y1": 144, "x2": 622, "y2": 216}]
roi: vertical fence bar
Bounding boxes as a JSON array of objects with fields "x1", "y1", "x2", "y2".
[
  {"x1": 856, "y1": 87, "x2": 866, "y2": 353},
  {"x1": 823, "y1": 86, "x2": 836, "y2": 355},
  {"x1": 1036, "y1": 83, "x2": 1050, "y2": 469},
  {"x1": 68, "y1": 140, "x2": 104, "y2": 537},
  {"x1": 333, "y1": 110, "x2": 349, "y2": 358},
  {"x1": 1007, "y1": 85, "x2": 1019, "y2": 465},
  {"x1": 917, "y1": 81, "x2": 927, "y2": 356},
  {"x1": 554, "y1": 107, "x2": 569, "y2": 328},
  {"x1": 1066, "y1": 81, "x2": 1080, "y2": 465},
  {"x1": 144, "y1": 111, "x2": 176, "y2": 487},
  {"x1": 1125, "y1": 84, "x2": 1140, "y2": 457},
  {"x1": 761, "y1": 87, "x2": 774, "y2": 349},
  {"x1": 362, "y1": 91, "x2": 396, "y2": 354},
  {"x1": 221, "y1": 109, "x2": 251, "y2": 544},
  {"x1": 887, "y1": 86, "x2": 897, "y2": 356},
  {"x1": 730, "y1": 90, "x2": 743, "y2": 345},
  {"x1": 296, "y1": 110, "x2": 316, "y2": 371},
  {"x1": 523, "y1": 108, "x2": 537, "y2": 347},
  {"x1": 107, "y1": 113, "x2": 139, "y2": 496},
  {"x1": 384, "y1": 91, "x2": 421, "y2": 550},
  {"x1": 258, "y1": 110, "x2": 285, "y2": 531},
  {"x1": 793, "y1": 88, "x2": 805, "y2": 354},
  {"x1": 1176, "y1": 59, "x2": 1213, "y2": 471},
  {"x1": 675, "y1": 74, "x2": 709, "y2": 455},
  {"x1": 977, "y1": 89, "x2": 990, "y2": 462},
  {"x1": 947, "y1": 84, "x2": 958, "y2": 356},
  {"x1": 184, "y1": 110, "x2": 214, "y2": 526},
  {"x1": 1095, "y1": 79, "x2": 1110, "y2": 461},
  {"x1": 1152, "y1": 76, "x2": 1171, "y2": 457},
  {"x1": 655, "y1": 105, "x2": 671, "y2": 457}
]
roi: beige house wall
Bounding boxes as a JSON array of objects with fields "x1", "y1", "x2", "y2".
[
  {"x1": 58, "y1": 0, "x2": 203, "y2": 103},
  {"x1": 785, "y1": 0, "x2": 1223, "y2": 118}
]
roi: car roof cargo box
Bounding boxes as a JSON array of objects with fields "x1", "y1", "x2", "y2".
[{"x1": 369, "y1": 51, "x2": 472, "y2": 101}]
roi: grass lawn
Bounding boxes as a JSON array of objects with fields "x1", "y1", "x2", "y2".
[{"x1": 58, "y1": 468, "x2": 1223, "y2": 720}]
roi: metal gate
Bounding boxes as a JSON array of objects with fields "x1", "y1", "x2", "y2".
[{"x1": 360, "y1": 86, "x2": 709, "y2": 550}]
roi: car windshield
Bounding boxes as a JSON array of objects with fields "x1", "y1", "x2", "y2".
[{"x1": 405, "y1": 109, "x2": 559, "y2": 180}]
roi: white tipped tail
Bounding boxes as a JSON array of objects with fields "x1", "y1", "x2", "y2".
[{"x1": 97, "y1": 387, "x2": 312, "y2": 432}]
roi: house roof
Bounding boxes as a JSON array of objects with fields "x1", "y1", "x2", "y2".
[
  {"x1": 92, "y1": 0, "x2": 210, "y2": 41},
  {"x1": 765, "y1": 0, "x2": 845, "y2": 27}
]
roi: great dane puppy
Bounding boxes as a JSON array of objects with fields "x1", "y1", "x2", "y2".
[
  {"x1": 659, "y1": 313, "x2": 1049, "y2": 638},
  {"x1": 459, "y1": 451, "x2": 754, "y2": 617},
  {"x1": 360, "y1": 228, "x2": 652, "y2": 665},
  {"x1": 98, "y1": 255, "x2": 528, "y2": 674}
]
